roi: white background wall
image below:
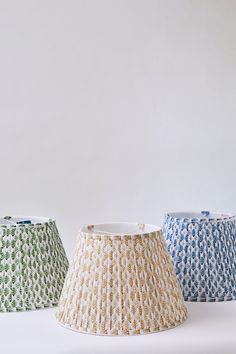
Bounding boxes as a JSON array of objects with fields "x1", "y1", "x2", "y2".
[{"x1": 0, "y1": 0, "x2": 236, "y2": 256}]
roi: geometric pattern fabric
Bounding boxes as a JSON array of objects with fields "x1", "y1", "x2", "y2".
[
  {"x1": 0, "y1": 218, "x2": 69, "y2": 311},
  {"x1": 56, "y1": 224, "x2": 187, "y2": 335},
  {"x1": 163, "y1": 212, "x2": 236, "y2": 302}
]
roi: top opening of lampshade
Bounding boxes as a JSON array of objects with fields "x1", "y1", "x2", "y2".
[
  {"x1": 166, "y1": 211, "x2": 235, "y2": 221},
  {"x1": 81, "y1": 222, "x2": 161, "y2": 236},
  {"x1": 0, "y1": 216, "x2": 53, "y2": 226}
]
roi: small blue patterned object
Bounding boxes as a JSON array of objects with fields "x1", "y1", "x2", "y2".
[{"x1": 163, "y1": 211, "x2": 236, "y2": 302}]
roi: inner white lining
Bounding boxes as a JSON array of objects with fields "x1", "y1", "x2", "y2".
[
  {"x1": 81, "y1": 223, "x2": 160, "y2": 236},
  {"x1": 0, "y1": 216, "x2": 52, "y2": 226},
  {"x1": 167, "y1": 211, "x2": 235, "y2": 219}
]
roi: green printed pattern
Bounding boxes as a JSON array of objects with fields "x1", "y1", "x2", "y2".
[{"x1": 0, "y1": 220, "x2": 68, "y2": 311}]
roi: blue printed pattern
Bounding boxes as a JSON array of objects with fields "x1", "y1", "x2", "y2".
[{"x1": 163, "y1": 213, "x2": 236, "y2": 302}]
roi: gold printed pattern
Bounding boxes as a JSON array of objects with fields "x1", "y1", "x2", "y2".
[{"x1": 56, "y1": 227, "x2": 187, "y2": 335}]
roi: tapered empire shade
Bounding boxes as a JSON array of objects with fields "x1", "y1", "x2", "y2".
[
  {"x1": 56, "y1": 223, "x2": 187, "y2": 335},
  {"x1": 163, "y1": 211, "x2": 236, "y2": 302},
  {"x1": 0, "y1": 216, "x2": 69, "y2": 311}
]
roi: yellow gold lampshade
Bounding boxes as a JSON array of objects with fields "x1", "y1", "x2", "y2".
[{"x1": 56, "y1": 223, "x2": 187, "y2": 335}]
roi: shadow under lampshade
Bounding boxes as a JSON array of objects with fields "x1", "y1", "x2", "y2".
[
  {"x1": 163, "y1": 211, "x2": 236, "y2": 302},
  {"x1": 0, "y1": 216, "x2": 69, "y2": 311},
  {"x1": 56, "y1": 222, "x2": 187, "y2": 335}
]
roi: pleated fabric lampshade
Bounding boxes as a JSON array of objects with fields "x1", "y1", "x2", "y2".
[
  {"x1": 56, "y1": 223, "x2": 187, "y2": 335},
  {"x1": 163, "y1": 211, "x2": 236, "y2": 302},
  {"x1": 0, "y1": 216, "x2": 69, "y2": 311}
]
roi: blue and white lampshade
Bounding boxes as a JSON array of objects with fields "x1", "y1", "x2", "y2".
[{"x1": 163, "y1": 211, "x2": 236, "y2": 302}]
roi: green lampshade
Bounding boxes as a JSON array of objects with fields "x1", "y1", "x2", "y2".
[{"x1": 0, "y1": 216, "x2": 68, "y2": 311}]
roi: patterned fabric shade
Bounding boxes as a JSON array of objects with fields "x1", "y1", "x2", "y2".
[
  {"x1": 0, "y1": 216, "x2": 69, "y2": 311},
  {"x1": 56, "y1": 223, "x2": 187, "y2": 335},
  {"x1": 163, "y1": 211, "x2": 236, "y2": 302}
]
